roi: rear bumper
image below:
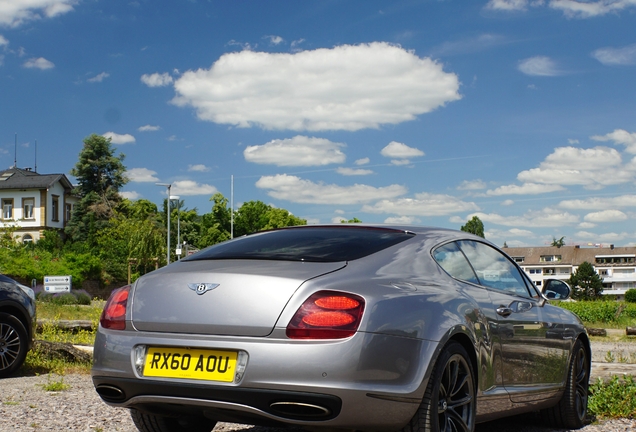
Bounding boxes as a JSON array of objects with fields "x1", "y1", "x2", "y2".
[
  {"x1": 91, "y1": 327, "x2": 438, "y2": 431},
  {"x1": 93, "y1": 375, "x2": 341, "y2": 423}
]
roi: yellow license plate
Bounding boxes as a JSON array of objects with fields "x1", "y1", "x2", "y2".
[{"x1": 143, "y1": 347, "x2": 238, "y2": 382}]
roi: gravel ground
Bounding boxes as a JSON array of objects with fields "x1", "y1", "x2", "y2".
[{"x1": 1, "y1": 340, "x2": 636, "y2": 432}]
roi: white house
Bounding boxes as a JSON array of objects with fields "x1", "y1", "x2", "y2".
[
  {"x1": 0, "y1": 167, "x2": 78, "y2": 243},
  {"x1": 505, "y1": 245, "x2": 636, "y2": 300}
]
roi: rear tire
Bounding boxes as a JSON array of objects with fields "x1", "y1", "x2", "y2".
[
  {"x1": 542, "y1": 339, "x2": 590, "y2": 429},
  {"x1": 0, "y1": 312, "x2": 29, "y2": 378},
  {"x1": 130, "y1": 409, "x2": 216, "y2": 432},
  {"x1": 402, "y1": 341, "x2": 475, "y2": 432}
]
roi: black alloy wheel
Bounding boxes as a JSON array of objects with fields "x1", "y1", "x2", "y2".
[
  {"x1": 542, "y1": 339, "x2": 590, "y2": 429},
  {"x1": 0, "y1": 313, "x2": 28, "y2": 378},
  {"x1": 402, "y1": 341, "x2": 475, "y2": 432}
]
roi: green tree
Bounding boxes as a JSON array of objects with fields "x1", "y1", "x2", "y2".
[
  {"x1": 198, "y1": 193, "x2": 232, "y2": 248},
  {"x1": 341, "y1": 217, "x2": 362, "y2": 223},
  {"x1": 568, "y1": 261, "x2": 604, "y2": 300},
  {"x1": 65, "y1": 134, "x2": 128, "y2": 243},
  {"x1": 551, "y1": 236, "x2": 566, "y2": 248},
  {"x1": 460, "y1": 216, "x2": 485, "y2": 238}
]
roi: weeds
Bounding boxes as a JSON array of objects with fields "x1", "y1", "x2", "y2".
[
  {"x1": 40, "y1": 375, "x2": 70, "y2": 392},
  {"x1": 589, "y1": 375, "x2": 636, "y2": 418}
]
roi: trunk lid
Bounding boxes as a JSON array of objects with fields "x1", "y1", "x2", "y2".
[{"x1": 131, "y1": 259, "x2": 346, "y2": 336}]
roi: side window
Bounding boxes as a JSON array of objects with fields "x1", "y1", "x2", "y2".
[
  {"x1": 457, "y1": 240, "x2": 532, "y2": 298},
  {"x1": 433, "y1": 242, "x2": 480, "y2": 285}
]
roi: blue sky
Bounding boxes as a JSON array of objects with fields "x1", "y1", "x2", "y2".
[{"x1": 1, "y1": 0, "x2": 636, "y2": 247}]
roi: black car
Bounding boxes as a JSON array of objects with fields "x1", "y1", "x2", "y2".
[{"x1": 0, "y1": 274, "x2": 36, "y2": 378}]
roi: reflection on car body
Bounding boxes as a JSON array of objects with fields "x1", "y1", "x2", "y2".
[{"x1": 92, "y1": 225, "x2": 590, "y2": 432}]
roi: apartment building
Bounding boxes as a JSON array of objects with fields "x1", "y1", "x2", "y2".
[
  {"x1": 504, "y1": 245, "x2": 636, "y2": 299},
  {"x1": 0, "y1": 167, "x2": 77, "y2": 243}
]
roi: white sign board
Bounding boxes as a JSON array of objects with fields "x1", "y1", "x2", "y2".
[{"x1": 44, "y1": 275, "x2": 72, "y2": 293}]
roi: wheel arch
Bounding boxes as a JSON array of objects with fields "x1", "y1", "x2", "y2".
[
  {"x1": 0, "y1": 302, "x2": 34, "y2": 342},
  {"x1": 448, "y1": 332, "x2": 479, "y2": 388}
]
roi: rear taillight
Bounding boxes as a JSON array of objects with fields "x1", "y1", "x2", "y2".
[
  {"x1": 286, "y1": 291, "x2": 365, "y2": 339},
  {"x1": 100, "y1": 285, "x2": 131, "y2": 330}
]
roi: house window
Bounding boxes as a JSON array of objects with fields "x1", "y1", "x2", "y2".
[
  {"x1": 2, "y1": 199, "x2": 13, "y2": 220},
  {"x1": 22, "y1": 234, "x2": 33, "y2": 244},
  {"x1": 23, "y1": 198, "x2": 35, "y2": 219},
  {"x1": 540, "y1": 255, "x2": 562, "y2": 262},
  {"x1": 65, "y1": 203, "x2": 72, "y2": 223},
  {"x1": 512, "y1": 256, "x2": 525, "y2": 263},
  {"x1": 51, "y1": 195, "x2": 59, "y2": 222}
]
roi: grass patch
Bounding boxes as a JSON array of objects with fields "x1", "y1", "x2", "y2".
[
  {"x1": 40, "y1": 375, "x2": 70, "y2": 392},
  {"x1": 22, "y1": 346, "x2": 92, "y2": 375},
  {"x1": 589, "y1": 375, "x2": 636, "y2": 419},
  {"x1": 19, "y1": 300, "x2": 102, "y2": 375},
  {"x1": 36, "y1": 300, "x2": 103, "y2": 322}
]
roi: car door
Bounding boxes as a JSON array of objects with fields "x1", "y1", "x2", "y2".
[{"x1": 456, "y1": 240, "x2": 570, "y2": 403}]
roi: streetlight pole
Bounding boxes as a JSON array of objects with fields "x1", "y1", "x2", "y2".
[
  {"x1": 156, "y1": 183, "x2": 171, "y2": 265},
  {"x1": 170, "y1": 195, "x2": 181, "y2": 260}
]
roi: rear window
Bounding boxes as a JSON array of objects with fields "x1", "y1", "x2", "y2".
[{"x1": 184, "y1": 226, "x2": 414, "y2": 263}]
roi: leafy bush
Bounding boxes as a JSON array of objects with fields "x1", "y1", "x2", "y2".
[
  {"x1": 557, "y1": 300, "x2": 621, "y2": 323},
  {"x1": 557, "y1": 300, "x2": 636, "y2": 325},
  {"x1": 625, "y1": 289, "x2": 636, "y2": 303},
  {"x1": 36, "y1": 289, "x2": 92, "y2": 306}
]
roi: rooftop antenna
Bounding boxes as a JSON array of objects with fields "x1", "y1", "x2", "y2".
[
  {"x1": 34, "y1": 139, "x2": 37, "y2": 173},
  {"x1": 14, "y1": 133, "x2": 17, "y2": 168}
]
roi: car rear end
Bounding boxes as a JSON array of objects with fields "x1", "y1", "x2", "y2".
[{"x1": 92, "y1": 226, "x2": 438, "y2": 431}]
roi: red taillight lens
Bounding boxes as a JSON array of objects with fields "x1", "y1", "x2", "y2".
[
  {"x1": 100, "y1": 285, "x2": 131, "y2": 330},
  {"x1": 286, "y1": 291, "x2": 365, "y2": 339}
]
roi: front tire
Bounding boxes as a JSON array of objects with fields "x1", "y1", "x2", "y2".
[
  {"x1": 542, "y1": 339, "x2": 590, "y2": 429},
  {"x1": 402, "y1": 341, "x2": 476, "y2": 432},
  {"x1": 131, "y1": 409, "x2": 217, "y2": 432},
  {"x1": 0, "y1": 312, "x2": 29, "y2": 378}
]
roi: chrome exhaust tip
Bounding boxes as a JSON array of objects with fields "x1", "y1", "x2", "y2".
[
  {"x1": 95, "y1": 384, "x2": 126, "y2": 402},
  {"x1": 269, "y1": 401, "x2": 331, "y2": 419}
]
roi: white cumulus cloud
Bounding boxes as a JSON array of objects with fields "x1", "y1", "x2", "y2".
[
  {"x1": 244, "y1": 136, "x2": 346, "y2": 166},
  {"x1": 87, "y1": 72, "x2": 109, "y2": 83},
  {"x1": 592, "y1": 43, "x2": 636, "y2": 66},
  {"x1": 381, "y1": 141, "x2": 425, "y2": 159},
  {"x1": 518, "y1": 56, "x2": 562, "y2": 76},
  {"x1": 103, "y1": 132, "x2": 136, "y2": 145},
  {"x1": 516, "y1": 146, "x2": 635, "y2": 189},
  {"x1": 550, "y1": 0, "x2": 636, "y2": 18},
  {"x1": 128, "y1": 168, "x2": 159, "y2": 183},
  {"x1": 471, "y1": 208, "x2": 579, "y2": 228},
  {"x1": 255, "y1": 174, "x2": 406, "y2": 204},
  {"x1": 188, "y1": 164, "x2": 210, "y2": 172},
  {"x1": 171, "y1": 180, "x2": 218, "y2": 196},
  {"x1": 138, "y1": 125, "x2": 160, "y2": 132},
  {"x1": 120, "y1": 191, "x2": 141, "y2": 200},
  {"x1": 485, "y1": 0, "x2": 531, "y2": 11},
  {"x1": 23, "y1": 57, "x2": 54, "y2": 69},
  {"x1": 170, "y1": 42, "x2": 461, "y2": 132},
  {"x1": 584, "y1": 209, "x2": 628, "y2": 223},
  {"x1": 336, "y1": 167, "x2": 374, "y2": 176},
  {"x1": 141, "y1": 72, "x2": 173, "y2": 87},
  {"x1": 457, "y1": 179, "x2": 487, "y2": 190},
  {"x1": 355, "y1": 157, "x2": 370, "y2": 165},
  {"x1": 361, "y1": 192, "x2": 479, "y2": 217},
  {"x1": 0, "y1": 35, "x2": 8, "y2": 47},
  {"x1": 0, "y1": 0, "x2": 77, "y2": 27},
  {"x1": 559, "y1": 195, "x2": 636, "y2": 210},
  {"x1": 486, "y1": 183, "x2": 565, "y2": 196},
  {"x1": 591, "y1": 129, "x2": 636, "y2": 153}
]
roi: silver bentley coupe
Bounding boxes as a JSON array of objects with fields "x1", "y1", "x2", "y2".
[{"x1": 92, "y1": 225, "x2": 590, "y2": 432}]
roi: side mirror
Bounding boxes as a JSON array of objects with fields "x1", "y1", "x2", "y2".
[{"x1": 542, "y1": 279, "x2": 571, "y2": 300}]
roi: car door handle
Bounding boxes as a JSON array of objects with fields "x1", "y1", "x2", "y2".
[{"x1": 496, "y1": 307, "x2": 512, "y2": 317}]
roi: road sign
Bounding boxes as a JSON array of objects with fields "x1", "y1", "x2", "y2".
[{"x1": 44, "y1": 275, "x2": 72, "y2": 293}]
